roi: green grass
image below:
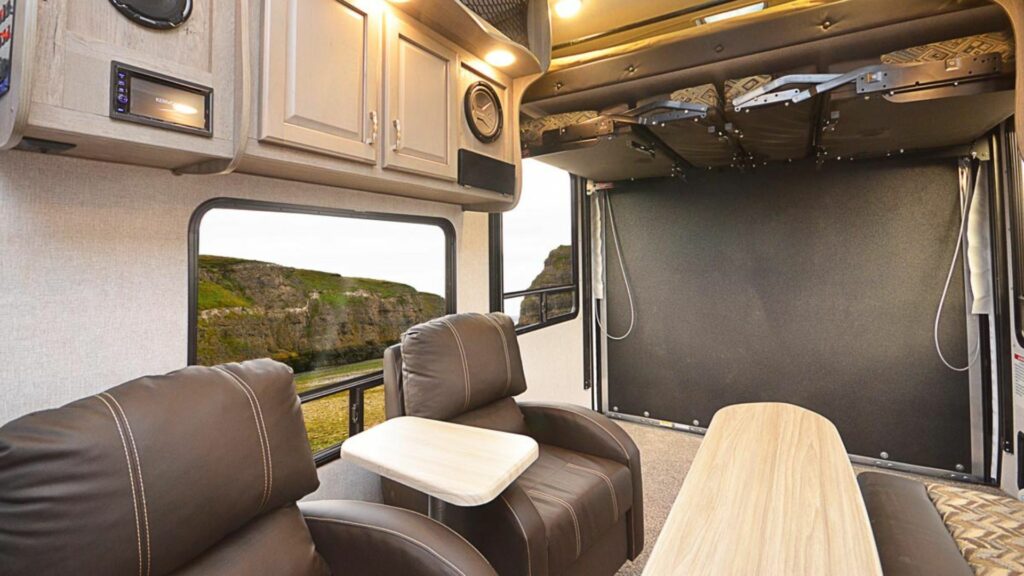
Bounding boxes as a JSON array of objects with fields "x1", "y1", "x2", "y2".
[
  {"x1": 294, "y1": 358, "x2": 385, "y2": 393},
  {"x1": 197, "y1": 280, "x2": 252, "y2": 310},
  {"x1": 301, "y1": 386, "x2": 387, "y2": 453}
]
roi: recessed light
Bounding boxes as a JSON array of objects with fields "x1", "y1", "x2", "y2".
[
  {"x1": 698, "y1": 2, "x2": 766, "y2": 25},
  {"x1": 554, "y1": 0, "x2": 582, "y2": 19},
  {"x1": 485, "y1": 49, "x2": 516, "y2": 68}
]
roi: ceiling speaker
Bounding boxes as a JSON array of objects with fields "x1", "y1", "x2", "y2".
[{"x1": 109, "y1": 0, "x2": 193, "y2": 30}]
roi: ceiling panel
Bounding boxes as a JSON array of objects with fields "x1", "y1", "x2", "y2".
[{"x1": 551, "y1": 0, "x2": 721, "y2": 44}]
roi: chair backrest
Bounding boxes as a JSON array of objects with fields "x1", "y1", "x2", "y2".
[
  {"x1": 0, "y1": 359, "x2": 327, "y2": 576},
  {"x1": 385, "y1": 313, "x2": 529, "y2": 432}
]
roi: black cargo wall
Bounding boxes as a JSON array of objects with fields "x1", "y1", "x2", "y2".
[{"x1": 604, "y1": 157, "x2": 972, "y2": 471}]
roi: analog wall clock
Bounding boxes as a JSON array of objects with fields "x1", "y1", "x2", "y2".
[{"x1": 465, "y1": 81, "x2": 503, "y2": 144}]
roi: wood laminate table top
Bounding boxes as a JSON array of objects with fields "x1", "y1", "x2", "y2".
[
  {"x1": 642, "y1": 402, "x2": 882, "y2": 576},
  {"x1": 340, "y1": 416, "x2": 539, "y2": 506}
]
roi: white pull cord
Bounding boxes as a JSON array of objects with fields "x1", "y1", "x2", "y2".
[
  {"x1": 596, "y1": 192, "x2": 636, "y2": 341},
  {"x1": 934, "y1": 161, "x2": 980, "y2": 372}
]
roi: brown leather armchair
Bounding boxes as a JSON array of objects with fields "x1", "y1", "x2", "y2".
[
  {"x1": 0, "y1": 359, "x2": 497, "y2": 576},
  {"x1": 383, "y1": 312, "x2": 644, "y2": 576}
]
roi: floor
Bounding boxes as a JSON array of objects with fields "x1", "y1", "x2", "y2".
[{"x1": 612, "y1": 421, "x2": 1002, "y2": 576}]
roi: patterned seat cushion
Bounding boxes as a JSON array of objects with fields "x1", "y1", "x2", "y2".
[
  {"x1": 724, "y1": 75, "x2": 773, "y2": 104},
  {"x1": 882, "y1": 32, "x2": 1015, "y2": 65},
  {"x1": 668, "y1": 83, "x2": 720, "y2": 109},
  {"x1": 927, "y1": 482, "x2": 1024, "y2": 574},
  {"x1": 520, "y1": 111, "x2": 599, "y2": 147}
]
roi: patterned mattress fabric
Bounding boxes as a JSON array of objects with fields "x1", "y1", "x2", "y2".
[
  {"x1": 723, "y1": 75, "x2": 773, "y2": 105},
  {"x1": 668, "y1": 83, "x2": 721, "y2": 109},
  {"x1": 927, "y1": 482, "x2": 1024, "y2": 574},
  {"x1": 882, "y1": 31, "x2": 1015, "y2": 65},
  {"x1": 520, "y1": 111, "x2": 598, "y2": 147}
]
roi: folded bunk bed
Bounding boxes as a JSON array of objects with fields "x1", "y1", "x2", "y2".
[
  {"x1": 519, "y1": 84, "x2": 730, "y2": 181},
  {"x1": 724, "y1": 73, "x2": 817, "y2": 163},
  {"x1": 642, "y1": 84, "x2": 737, "y2": 168},
  {"x1": 730, "y1": 32, "x2": 1016, "y2": 161}
]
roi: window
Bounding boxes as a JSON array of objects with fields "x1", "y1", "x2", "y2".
[
  {"x1": 189, "y1": 200, "x2": 454, "y2": 463},
  {"x1": 490, "y1": 159, "x2": 579, "y2": 332}
]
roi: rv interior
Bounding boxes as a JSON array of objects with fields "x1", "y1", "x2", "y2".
[{"x1": 6, "y1": 0, "x2": 1024, "y2": 574}]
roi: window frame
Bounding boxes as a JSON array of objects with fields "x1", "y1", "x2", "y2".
[
  {"x1": 489, "y1": 172, "x2": 583, "y2": 334},
  {"x1": 188, "y1": 198, "x2": 456, "y2": 465}
]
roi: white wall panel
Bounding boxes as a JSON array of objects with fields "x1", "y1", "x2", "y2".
[{"x1": 0, "y1": 150, "x2": 463, "y2": 424}]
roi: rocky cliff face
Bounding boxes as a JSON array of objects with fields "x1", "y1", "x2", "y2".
[
  {"x1": 518, "y1": 245, "x2": 574, "y2": 327},
  {"x1": 196, "y1": 256, "x2": 445, "y2": 372}
]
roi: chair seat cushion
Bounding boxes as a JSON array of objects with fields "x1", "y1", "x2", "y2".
[
  {"x1": 927, "y1": 481, "x2": 1024, "y2": 574},
  {"x1": 516, "y1": 444, "x2": 632, "y2": 573}
]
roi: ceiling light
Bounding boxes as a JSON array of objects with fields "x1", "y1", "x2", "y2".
[
  {"x1": 698, "y1": 2, "x2": 766, "y2": 25},
  {"x1": 485, "y1": 49, "x2": 516, "y2": 68},
  {"x1": 554, "y1": 0, "x2": 582, "y2": 19}
]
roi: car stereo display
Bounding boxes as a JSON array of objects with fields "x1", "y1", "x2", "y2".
[{"x1": 110, "y1": 62, "x2": 213, "y2": 137}]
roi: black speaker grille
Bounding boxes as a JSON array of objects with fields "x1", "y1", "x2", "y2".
[
  {"x1": 109, "y1": 0, "x2": 192, "y2": 30},
  {"x1": 459, "y1": 0, "x2": 530, "y2": 48}
]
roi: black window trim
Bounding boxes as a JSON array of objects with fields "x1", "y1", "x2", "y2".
[
  {"x1": 489, "y1": 173, "x2": 583, "y2": 335},
  {"x1": 188, "y1": 198, "x2": 457, "y2": 465}
]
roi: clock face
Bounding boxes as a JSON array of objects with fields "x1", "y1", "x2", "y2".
[{"x1": 465, "y1": 82, "x2": 503, "y2": 144}]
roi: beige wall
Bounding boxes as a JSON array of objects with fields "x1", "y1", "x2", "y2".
[
  {"x1": 458, "y1": 211, "x2": 590, "y2": 407},
  {"x1": 0, "y1": 149, "x2": 588, "y2": 499},
  {"x1": 0, "y1": 150, "x2": 468, "y2": 423}
]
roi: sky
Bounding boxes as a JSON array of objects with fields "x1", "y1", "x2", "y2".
[
  {"x1": 199, "y1": 210, "x2": 448, "y2": 297},
  {"x1": 198, "y1": 159, "x2": 572, "y2": 316}
]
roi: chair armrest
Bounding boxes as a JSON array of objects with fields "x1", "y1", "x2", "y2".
[
  {"x1": 299, "y1": 500, "x2": 497, "y2": 576},
  {"x1": 518, "y1": 402, "x2": 645, "y2": 559},
  {"x1": 519, "y1": 402, "x2": 638, "y2": 467}
]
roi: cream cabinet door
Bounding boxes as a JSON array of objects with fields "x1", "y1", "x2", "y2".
[
  {"x1": 261, "y1": 0, "x2": 381, "y2": 163},
  {"x1": 384, "y1": 14, "x2": 458, "y2": 180}
]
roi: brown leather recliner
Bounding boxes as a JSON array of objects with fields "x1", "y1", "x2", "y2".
[
  {"x1": 383, "y1": 312, "x2": 644, "y2": 576},
  {"x1": 0, "y1": 358, "x2": 497, "y2": 576}
]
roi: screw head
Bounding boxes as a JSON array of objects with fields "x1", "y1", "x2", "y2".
[
  {"x1": 612, "y1": 406, "x2": 619, "y2": 412},
  {"x1": 880, "y1": 451, "x2": 890, "y2": 460},
  {"x1": 955, "y1": 464, "x2": 965, "y2": 472},
  {"x1": 643, "y1": 411, "x2": 650, "y2": 417},
  {"x1": 692, "y1": 420, "x2": 700, "y2": 427}
]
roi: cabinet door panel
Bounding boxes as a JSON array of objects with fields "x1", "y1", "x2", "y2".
[
  {"x1": 262, "y1": 0, "x2": 380, "y2": 162},
  {"x1": 385, "y1": 15, "x2": 457, "y2": 180}
]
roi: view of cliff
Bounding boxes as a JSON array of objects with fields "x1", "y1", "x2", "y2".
[
  {"x1": 196, "y1": 255, "x2": 445, "y2": 376},
  {"x1": 518, "y1": 244, "x2": 574, "y2": 326}
]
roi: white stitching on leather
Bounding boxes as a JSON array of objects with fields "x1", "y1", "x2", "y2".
[
  {"x1": 103, "y1": 393, "x2": 152, "y2": 576},
  {"x1": 232, "y1": 373, "x2": 274, "y2": 507},
  {"x1": 566, "y1": 462, "x2": 619, "y2": 519},
  {"x1": 527, "y1": 490, "x2": 581, "y2": 557},
  {"x1": 499, "y1": 494, "x2": 532, "y2": 576},
  {"x1": 214, "y1": 367, "x2": 270, "y2": 510},
  {"x1": 96, "y1": 395, "x2": 143, "y2": 576},
  {"x1": 439, "y1": 318, "x2": 472, "y2": 411},
  {"x1": 304, "y1": 516, "x2": 469, "y2": 576},
  {"x1": 534, "y1": 406, "x2": 631, "y2": 464},
  {"x1": 483, "y1": 314, "x2": 513, "y2": 395}
]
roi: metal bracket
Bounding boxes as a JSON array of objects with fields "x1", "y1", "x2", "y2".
[
  {"x1": 732, "y1": 53, "x2": 1004, "y2": 112},
  {"x1": 618, "y1": 99, "x2": 709, "y2": 126},
  {"x1": 535, "y1": 100, "x2": 708, "y2": 151}
]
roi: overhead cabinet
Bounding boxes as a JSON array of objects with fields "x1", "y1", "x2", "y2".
[
  {"x1": 260, "y1": 0, "x2": 380, "y2": 163},
  {"x1": 383, "y1": 12, "x2": 458, "y2": 180}
]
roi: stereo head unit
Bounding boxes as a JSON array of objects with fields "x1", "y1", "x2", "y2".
[{"x1": 110, "y1": 62, "x2": 213, "y2": 137}]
